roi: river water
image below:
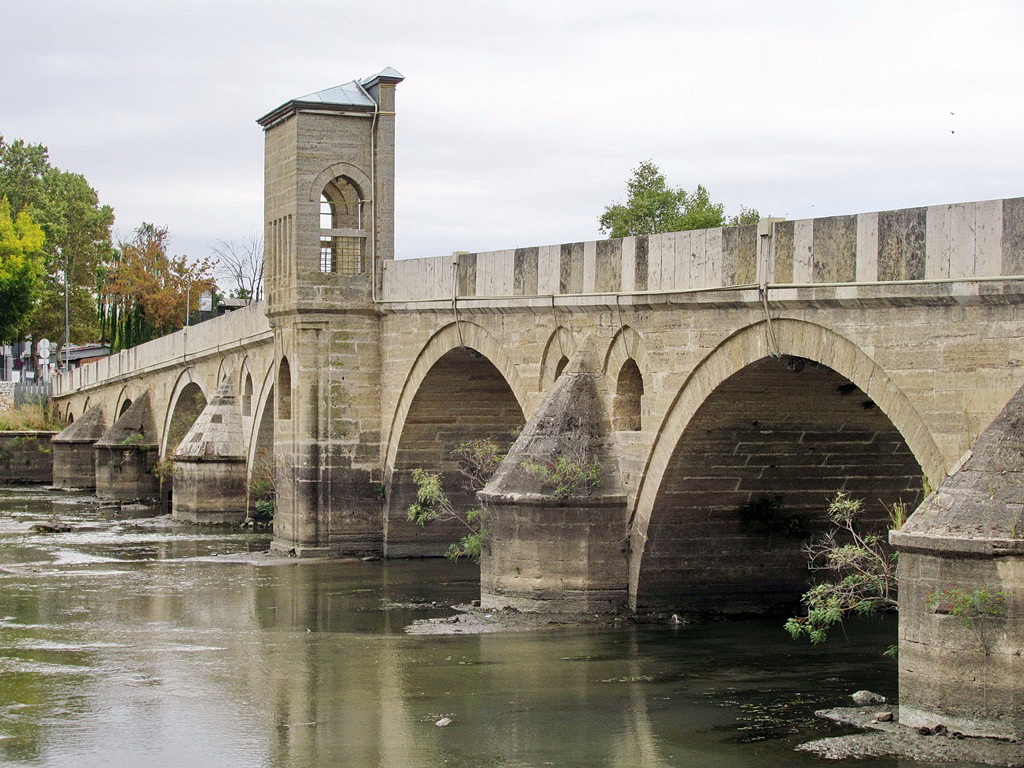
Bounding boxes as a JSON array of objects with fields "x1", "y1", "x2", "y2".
[{"x1": 0, "y1": 486, "x2": 957, "y2": 768}]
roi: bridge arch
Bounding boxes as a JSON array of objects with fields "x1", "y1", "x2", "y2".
[
  {"x1": 538, "y1": 326, "x2": 576, "y2": 392},
  {"x1": 629, "y1": 318, "x2": 944, "y2": 611},
  {"x1": 246, "y1": 362, "x2": 276, "y2": 497},
  {"x1": 238, "y1": 356, "x2": 255, "y2": 418},
  {"x1": 603, "y1": 326, "x2": 650, "y2": 432},
  {"x1": 114, "y1": 387, "x2": 134, "y2": 420},
  {"x1": 161, "y1": 372, "x2": 209, "y2": 458},
  {"x1": 383, "y1": 321, "x2": 527, "y2": 556}
]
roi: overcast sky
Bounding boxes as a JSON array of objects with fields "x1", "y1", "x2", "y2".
[{"x1": 3, "y1": 1, "x2": 1023, "y2": 265}]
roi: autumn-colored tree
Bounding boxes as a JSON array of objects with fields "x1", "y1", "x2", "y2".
[
  {"x1": 0, "y1": 197, "x2": 46, "y2": 342},
  {"x1": 100, "y1": 224, "x2": 216, "y2": 351}
]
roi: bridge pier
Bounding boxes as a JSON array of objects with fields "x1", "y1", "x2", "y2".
[
  {"x1": 51, "y1": 405, "x2": 106, "y2": 490},
  {"x1": 171, "y1": 379, "x2": 248, "y2": 524},
  {"x1": 94, "y1": 392, "x2": 161, "y2": 504},
  {"x1": 892, "y1": 383, "x2": 1024, "y2": 741},
  {"x1": 479, "y1": 364, "x2": 628, "y2": 613}
]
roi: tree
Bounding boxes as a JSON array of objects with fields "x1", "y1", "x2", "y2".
[
  {"x1": 785, "y1": 493, "x2": 906, "y2": 647},
  {"x1": 0, "y1": 136, "x2": 115, "y2": 351},
  {"x1": 0, "y1": 197, "x2": 46, "y2": 342},
  {"x1": 598, "y1": 160, "x2": 759, "y2": 238},
  {"x1": 212, "y1": 235, "x2": 264, "y2": 302},
  {"x1": 99, "y1": 224, "x2": 217, "y2": 351},
  {"x1": 408, "y1": 438, "x2": 505, "y2": 561}
]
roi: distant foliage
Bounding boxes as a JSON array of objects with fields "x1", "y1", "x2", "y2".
[{"x1": 598, "y1": 160, "x2": 760, "y2": 238}]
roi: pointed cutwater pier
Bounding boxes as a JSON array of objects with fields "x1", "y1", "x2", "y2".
[
  {"x1": 892, "y1": 384, "x2": 1024, "y2": 741},
  {"x1": 171, "y1": 379, "x2": 248, "y2": 524},
  {"x1": 93, "y1": 393, "x2": 160, "y2": 504},
  {"x1": 51, "y1": 405, "x2": 106, "y2": 490}
]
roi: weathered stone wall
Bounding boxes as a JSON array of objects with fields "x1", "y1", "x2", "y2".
[
  {"x1": 897, "y1": 550, "x2": 1022, "y2": 740},
  {"x1": 172, "y1": 459, "x2": 247, "y2": 524},
  {"x1": 383, "y1": 198, "x2": 1024, "y2": 301},
  {"x1": 0, "y1": 432, "x2": 56, "y2": 484},
  {"x1": 52, "y1": 443, "x2": 97, "y2": 490},
  {"x1": 0, "y1": 382, "x2": 15, "y2": 412}
]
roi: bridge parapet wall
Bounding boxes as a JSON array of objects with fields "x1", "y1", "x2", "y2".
[
  {"x1": 53, "y1": 301, "x2": 271, "y2": 397},
  {"x1": 382, "y1": 197, "x2": 1024, "y2": 303}
]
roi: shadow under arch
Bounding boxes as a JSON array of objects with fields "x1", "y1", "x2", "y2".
[
  {"x1": 383, "y1": 322, "x2": 527, "y2": 557},
  {"x1": 114, "y1": 386, "x2": 134, "y2": 420},
  {"x1": 161, "y1": 371, "x2": 209, "y2": 458},
  {"x1": 383, "y1": 321, "x2": 527, "y2": 474},
  {"x1": 628, "y1": 317, "x2": 945, "y2": 610},
  {"x1": 246, "y1": 362, "x2": 277, "y2": 480}
]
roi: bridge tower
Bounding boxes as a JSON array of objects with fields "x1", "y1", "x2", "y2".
[{"x1": 257, "y1": 68, "x2": 403, "y2": 555}]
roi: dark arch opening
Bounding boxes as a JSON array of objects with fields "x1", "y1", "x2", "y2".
[
  {"x1": 67, "y1": 413, "x2": 75, "y2": 425},
  {"x1": 277, "y1": 358, "x2": 292, "y2": 421},
  {"x1": 250, "y1": 383, "x2": 275, "y2": 512},
  {"x1": 119, "y1": 399, "x2": 133, "y2": 418},
  {"x1": 387, "y1": 347, "x2": 525, "y2": 557},
  {"x1": 554, "y1": 356, "x2": 569, "y2": 380},
  {"x1": 636, "y1": 356, "x2": 923, "y2": 614},
  {"x1": 242, "y1": 373, "x2": 253, "y2": 417},
  {"x1": 166, "y1": 382, "x2": 207, "y2": 456},
  {"x1": 613, "y1": 358, "x2": 644, "y2": 431}
]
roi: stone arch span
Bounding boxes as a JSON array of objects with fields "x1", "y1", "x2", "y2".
[
  {"x1": 246, "y1": 362, "x2": 276, "y2": 482},
  {"x1": 161, "y1": 372, "x2": 209, "y2": 458},
  {"x1": 384, "y1": 322, "x2": 527, "y2": 557},
  {"x1": 384, "y1": 321, "x2": 527, "y2": 473},
  {"x1": 629, "y1": 318, "x2": 944, "y2": 611}
]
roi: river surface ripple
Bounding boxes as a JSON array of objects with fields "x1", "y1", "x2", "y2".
[{"x1": 0, "y1": 486, "x2": 966, "y2": 767}]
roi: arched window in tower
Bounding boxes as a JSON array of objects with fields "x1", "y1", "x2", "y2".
[
  {"x1": 278, "y1": 358, "x2": 292, "y2": 421},
  {"x1": 319, "y1": 176, "x2": 366, "y2": 275},
  {"x1": 613, "y1": 358, "x2": 644, "y2": 431}
]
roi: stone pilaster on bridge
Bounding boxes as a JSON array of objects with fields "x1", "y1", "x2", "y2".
[
  {"x1": 51, "y1": 405, "x2": 106, "y2": 490},
  {"x1": 258, "y1": 69, "x2": 401, "y2": 556},
  {"x1": 270, "y1": 313, "x2": 384, "y2": 557},
  {"x1": 93, "y1": 392, "x2": 161, "y2": 504},
  {"x1": 479, "y1": 357, "x2": 628, "y2": 613},
  {"x1": 892, "y1": 383, "x2": 1024, "y2": 741},
  {"x1": 171, "y1": 379, "x2": 248, "y2": 524}
]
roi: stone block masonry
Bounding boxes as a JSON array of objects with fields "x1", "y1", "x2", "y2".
[{"x1": 0, "y1": 432, "x2": 56, "y2": 484}]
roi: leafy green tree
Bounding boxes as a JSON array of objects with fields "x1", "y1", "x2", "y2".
[
  {"x1": 0, "y1": 197, "x2": 46, "y2": 342},
  {"x1": 598, "y1": 160, "x2": 759, "y2": 237},
  {"x1": 785, "y1": 493, "x2": 906, "y2": 647},
  {"x1": 0, "y1": 136, "x2": 115, "y2": 350}
]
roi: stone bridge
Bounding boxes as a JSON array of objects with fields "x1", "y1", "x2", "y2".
[{"x1": 51, "y1": 70, "x2": 1023, "y2": 739}]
